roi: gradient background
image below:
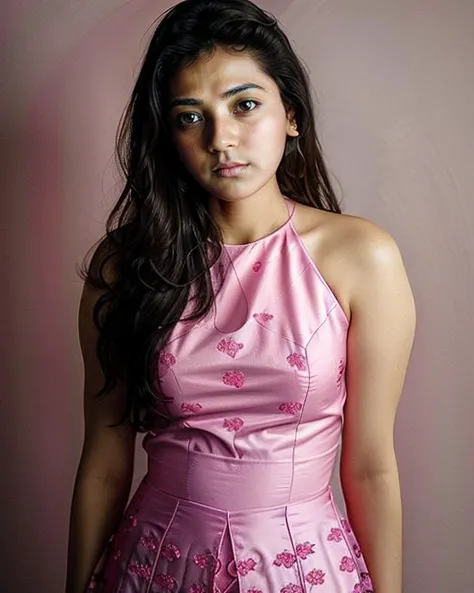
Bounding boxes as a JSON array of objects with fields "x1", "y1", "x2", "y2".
[{"x1": 1, "y1": 1, "x2": 473, "y2": 592}]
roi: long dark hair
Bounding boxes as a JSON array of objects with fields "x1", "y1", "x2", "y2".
[{"x1": 79, "y1": 0, "x2": 342, "y2": 432}]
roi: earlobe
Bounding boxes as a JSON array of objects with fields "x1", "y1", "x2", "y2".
[
  {"x1": 287, "y1": 121, "x2": 299, "y2": 137},
  {"x1": 286, "y1": 107, "x2": 299, "y2": 137}
]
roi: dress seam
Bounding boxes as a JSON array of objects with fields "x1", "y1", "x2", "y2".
[
  {"x1": 303, "y1": 302, "x2": 338, "y2": 349},
  {"x1": 284, "y1": 506, "x2": 308, "y2": 592},
  {"x1": 212, "y1": 517, "x2": 231, "y2": 593},
  {"x1": 288, "y1": 340, "x2": 311, "y2": 500},
  {"x1": 226, "y1": 515, "x2": 240, "y2": 592},
  {"x1": 144, "y1": 500, "x2": 180, "y2": 593},
  {"x1": 288, "y1": 215, "x2": 350, "y2": 327},
  {"x1": 328, "y1": 491, "x2": 364, "y2": 584}
]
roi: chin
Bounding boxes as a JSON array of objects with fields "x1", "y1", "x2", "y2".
[
  {"x1": 205, "y1": 179, "x2": 277, "y2": 203},
  {"x1": 208, "y1": 185, "x2": 263, "y2": 203}
]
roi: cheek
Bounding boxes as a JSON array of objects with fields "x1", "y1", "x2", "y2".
[
  {"x1": 174, "y1": 136, "x2": 201, "y2": 168},
  {"x1": 246, "y1": 116, "x2": 288, "y2": 162},
  {"x1": 248, "y1": 116, "x2": 287, "y2": 147}
]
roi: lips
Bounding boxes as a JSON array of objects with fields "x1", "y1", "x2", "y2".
[{"x1": 213, "y1": 162, "x2": 248, "y2": 172}]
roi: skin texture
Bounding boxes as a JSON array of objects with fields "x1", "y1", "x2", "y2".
[
  {"x1": 167, "y1": 46, "x2": 299, "y2": 245},
  {"x1": 67, "y1": 258, "x2": 137, "y2": 593}
]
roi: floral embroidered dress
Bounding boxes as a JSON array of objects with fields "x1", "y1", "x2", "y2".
[{"x1": 93, "y1": 198, "x2": 374, "y2": 593}]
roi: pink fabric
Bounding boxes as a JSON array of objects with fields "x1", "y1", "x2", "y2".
[{"x1": 93, "y1": 198, "x2": 374, "y2": 593}]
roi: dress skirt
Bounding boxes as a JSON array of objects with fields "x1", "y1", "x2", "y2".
[{"x1": 91, "y1": 453, "x2": 373, "y2": 593}]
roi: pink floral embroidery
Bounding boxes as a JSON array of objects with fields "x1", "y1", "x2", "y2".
[
  {"x1": 353, "y1": 543, "x2": 362, "y2": 558},
  {"x1": 361, "y1": 572, "x2": 374, "y2": 589},
  {"x1": 181, "y1": 402, "x2": 203, "y2": 414},
  {"x1": 280, "y1": 585, "x2": 303, "y2": 593},
  {"x1": 161, "y1": 542, "x2": 181, "y2": 562},
  {"x1": 287, "y1": 352, "x2": 307, "y2": 371},
  {"x1": 160, "y1": 351, "x2": 176, "y2": 367},
  {"x1": 237, "y1": 558, "x2": 257, "y2": 576},
  {"x1": 154, "y1": 572, "x2": 177, "y2": 591},
  {"x1": 217, "y1": 337, "x2": 244, "y2": 358},
  {"x1": 279, "y1": 402, "x2": 303, "y2": 415},
  {"x1": 305, "y1": 568, "x2": 326, "y2": 585},
  {"x1": 193, "y1": 554, "x2": 208, "y2": 568},
  {"x1": 253, "y1": 312, "x2": 274, "y2": 323},
  {"x1": 339, "y1": 556, "x2": 356, "y2": 572},
  {"x1": 253, "y1": 262, "x2": 262, "y2": 272},
  {"x1": 128, "y1": 562, "x2": 152, "y2": 579},
  {"x1": 113, "y1": 549, "x2": 121, "y2": 561},
  {"x1": 246, "y1": 588, "x2": 263, "y2": 593},
  {"x1": 273, "y1": 551, "x2": 297, "y2": 568},
  {"x1": 362, "y1": 574, "x2": 372, "y2": 584},
  {"x1": 337, "y1": 359, "x2": 345, "y2": 388},
  {"x1": 223, "y1": 417, "x2": 244, "y2": 432},
  {"x1": 139, "y1": 534, "x2": 160, "y2": 552},
  {"x1": 327, "y1": 527, "x2": 343, "y2": 542},
  {"x1": 189, "y1": 585, "x2": 206, "y2": 593},
  {"x1": 341, "y1": 519, "x2": 352, "y2": 533},
  {"x1": 296, "y1": 541, "x2": 315, "y2": 559},
  {"x1": 352, "y1": 574, "x2": 373, "y2": 593},
  {"x1": 223, "y1": 370, "x2": 245, "y2": 388}
]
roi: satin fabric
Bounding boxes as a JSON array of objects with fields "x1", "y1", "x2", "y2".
[{"x1": 93, "y1": 198, "x2": 373, "y2": 593}]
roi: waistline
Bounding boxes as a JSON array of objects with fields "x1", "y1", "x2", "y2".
[{"x1": 145, "y1": 450, "x2": 331, "y2": 511}]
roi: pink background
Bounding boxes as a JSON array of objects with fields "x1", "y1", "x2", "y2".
[{"x1": 1, "y1": 1, "x2": 473, "y2": 591}]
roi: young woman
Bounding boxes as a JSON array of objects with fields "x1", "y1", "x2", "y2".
[{"x1": 66, "y1": 1, "x2": 416, "y2": 592}]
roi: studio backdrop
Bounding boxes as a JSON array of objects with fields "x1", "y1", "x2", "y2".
[{"x1": 1, "y1": 1, "x2": 473, "y2": 591}]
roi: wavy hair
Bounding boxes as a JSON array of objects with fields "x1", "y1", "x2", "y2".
[{"x1": 79, "y1": 0, "x2": 342, "y2": 432}]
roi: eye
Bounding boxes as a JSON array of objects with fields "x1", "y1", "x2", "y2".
[
  {"x1": 175, "y1": 99, "x2": 260, "y2": 129},
  {"x1": 176, "y1": 112, "x2": 202, "y2": 127},
  {"x1": 236, "y1": 99, "x2": 260, "y2": 113}
]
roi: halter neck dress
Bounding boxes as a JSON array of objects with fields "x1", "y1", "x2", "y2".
[{"x1": 95, "y1": 197, "x2": 374, "y2": 593}]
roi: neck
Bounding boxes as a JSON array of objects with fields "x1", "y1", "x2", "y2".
[{"x1": 209, "y1": 190, "x2": 289, "y2": 246}]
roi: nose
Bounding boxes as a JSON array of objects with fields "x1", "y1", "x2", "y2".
[{"x1": 207, "y1": 117, "x2": 238, "y2": 153}]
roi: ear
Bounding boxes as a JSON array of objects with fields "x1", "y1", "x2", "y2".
[{"x1": 286, "y1": 108, "x2": 299, "y2": 137}]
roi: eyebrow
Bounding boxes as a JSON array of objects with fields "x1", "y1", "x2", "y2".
[{"x1": 168, "y1": 83, "x2": 267, "y2": 109}]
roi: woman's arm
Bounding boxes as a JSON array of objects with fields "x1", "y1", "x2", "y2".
[
  {"x1": 340, "y1": 220, "x2": 416, "y2": 593},
  {"x1": 66, "y1": 278, "x2": 137, "y2": 593}
]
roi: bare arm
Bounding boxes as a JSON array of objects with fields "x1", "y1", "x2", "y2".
[
  {"x1": 340, "y1": 220, "x2": 416, "y2": 593},
  {"x1": 66, "y1": 277, "x2": 137, "y2": 593}
]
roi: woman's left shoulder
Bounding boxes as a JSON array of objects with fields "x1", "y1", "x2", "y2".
[
  {"x1": 332, "y1": 213, "x2": 415, "y2": 328},
  {"x1": 292, "y1": 203, "x2": 412, "y2": 322},
  {"x1": 294, "y1": 202, "x2": 403, "y2": 272},
  {"x1": 334, "y1": 212, "x2": 403, "y2": 266}
]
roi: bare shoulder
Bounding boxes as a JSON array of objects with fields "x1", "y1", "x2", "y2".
[{"x1": 292, "y1": 201, "x2": 409, "y2": 322}]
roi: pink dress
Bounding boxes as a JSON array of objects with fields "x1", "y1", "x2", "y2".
[{"x1": 94, "y1": 198, "x2": 374, "y2": 593}]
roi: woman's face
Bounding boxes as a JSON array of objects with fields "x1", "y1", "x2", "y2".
[{"x1": 167, "y1": 46, "x2": 298, "y2": 203}]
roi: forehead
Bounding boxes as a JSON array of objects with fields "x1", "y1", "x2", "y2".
[{"x1": 168, "y1": 47, "x2": 275, "y2": 99}]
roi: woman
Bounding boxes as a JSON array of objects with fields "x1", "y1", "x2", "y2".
[{"x1": 66, "y1": 1, "x2": 416, "y2": 592}]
